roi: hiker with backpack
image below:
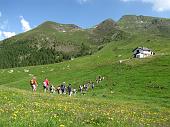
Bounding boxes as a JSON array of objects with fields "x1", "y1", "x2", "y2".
[
  {"x1": 43, "y1": 78, "x2": 50, "y2": 92},
  {"x1": 56, "y1": 85, "x2": 61, "y2": 94},
  {"x1": 50, "y1": 84, "x2": 56, "y2": 93},
  {"x1": 30, "y1": 77, "x2": 38, "y2": 92},
  {"x1": 61, "y1": 82, "x2": 65, "y2": 94},
  {"x1": 45, "y1": 78, "x2": 50, "y2": 90}
]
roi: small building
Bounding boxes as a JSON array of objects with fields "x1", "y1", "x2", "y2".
[{"x1": 133, "y1": 47, "x2": 155, "y2": 58}]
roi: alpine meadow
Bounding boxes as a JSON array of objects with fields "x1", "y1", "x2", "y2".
[{"x1": 0, "y1": 15, "x2": 170, "y2": 127}]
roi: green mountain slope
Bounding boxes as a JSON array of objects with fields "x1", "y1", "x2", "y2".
[
  {"x1": 0, "y1": 19, "x2": 124, "y2": 69},
  {"x1": 118, "y1": 15, "x2": 170, "y2": 37},
  {"x1": 89, "y1": 18, "x2": 128, "y2": 43}
]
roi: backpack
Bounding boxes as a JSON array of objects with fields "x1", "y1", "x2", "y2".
[
  {"x1": 30, "y1": 79, "x2": 34, "y2": 85},
  {"x1": 43, "y1": 81, "x2": 47, "y2": 87}
]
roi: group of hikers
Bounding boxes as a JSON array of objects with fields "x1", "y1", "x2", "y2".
[{"x1": 30, "y1": 76, "x2": 105, "y2": 96}]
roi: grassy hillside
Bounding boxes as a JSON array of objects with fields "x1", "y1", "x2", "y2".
[
  {"x1": 0, "y1": 33, "x2": 170, "y2": 126},
  {"x1": 0, "y1": 21, "x2": 93, "y2": 68},
  {"x1": 89, "y1": 19, "x2": 128, "y2": 43},
  {"x1": 118, "y1": 15, "x2": 170, "y2": 37},
  {"x1": 0, "y1": 19, "x2": 124, "y2": 69}
]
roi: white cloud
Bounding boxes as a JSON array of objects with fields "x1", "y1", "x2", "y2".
[
  {"x1": 0, "y1": 11, "x2": 2, "y2": 17},
  {"x1": 2, "y1": 31, "x2": 16, "y2": 38},
  {"x1": 0, "y1": 30, "x2": 16, "y2": 40},
  {"x1": 20, "y1": 16, "x2": 31, "y2": 32},
  {"x1": 121, "y1": 0, "x2": 170, "y2": 12}
]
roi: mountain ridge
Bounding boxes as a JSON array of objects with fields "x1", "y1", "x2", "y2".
[
  {"x1": 118, "y1": 15, "x2": 170, "y2": 36},
  {"x1": 0, "y1": 17, "x2": 124, "y2": 69}
]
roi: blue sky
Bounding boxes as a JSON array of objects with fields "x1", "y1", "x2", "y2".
[{"x1": 0, "y1": 0, "x2": 170, "y2": 40}]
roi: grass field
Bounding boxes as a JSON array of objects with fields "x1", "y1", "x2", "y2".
[{"x1": 0, "y1": 34, "x2": 170, "y2": 126}]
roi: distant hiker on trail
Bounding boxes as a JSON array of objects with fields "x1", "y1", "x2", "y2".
[
  {"x1": 91, "y1": 82, "x2": 95, "y2": 90},
  {"x1": 43, "y1": 78, "x2": 49, "y2": 92},
  {"x1": 50, "y1": 85, "x2": 56, "y2": 93},
  {"x1": 45, "y1": 78, "x2": 50, "y2": 89},
  {"x1": 67, "y1": 84, "x2": 72, "y2": 96},
  {"x1": 98, "y1": 76, "x2": 102, "y2": 83},
  {"x1": 96, "y1": 79, "x2": 99, "y2": 84},
  {"x1": 56, "y1": 86, "x2": 61, "y2": 94},
  {"x1": 85, "y1": 83, "x2": 88, "y2": 91},
  {"x1": 63, "y1": 85, "x2": 66, "y2": 94},
  {"x1": 79, "y1": 85, "x2": 83, "y2": 93},
  {"x1": 96, "y1": 76, "x2": 104, "y2": 84},
  {"x1": 30, "y1": 77, "x2": 38, "y2": 92},
  {"x1": 73, "y1": 88, "x2": 77, "y2": 95},
  {"x1": 96, "y1": 77, "x2": 100, "y2": 84},
  {"x1": 61, "y1": 82, "x2": 66, "y2": 94}
]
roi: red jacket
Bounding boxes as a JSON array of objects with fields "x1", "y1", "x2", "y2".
[{"x1": 45, "y1": 79, "x2": 49, "y2": 86}]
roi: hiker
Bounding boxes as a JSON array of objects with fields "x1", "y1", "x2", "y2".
[
  {"x1": 98, "y1": 76, "x2": 102, "y2": 82},
  {"x1": 96, "y1": 76, "x2": 102, "y2": 83},
  {"x1": 50, "y1": 85, "x2": 56, "y2": 93},
  {"x1": 44, "y1": 78, "x2": 50, "y2": 91},
  {"x1": 63, "y1": 85, "x2": 66, "y2": 94},
  {"x1": 56, "y1": 86, "x2": 61, "y2": 94},
  {"x1": 43, "y1": 78, "x2": 49, "y2": 92},
  {"x1": 30, "y1": 77, "x2": 38, "y2": 92},
  {"x1": 96, "y1": 77, "x2": 100, "y2": 84},
  {"x1": 91, "y1": 82, "x2": 95, "y2": 90},
  {"x1": 67, "y1": 84, "x2": 72, "y2": 96},
  {"x1": 84, "y1": 84, "x2": 88, "y2": 91},
  {"x1": 79, "y1": 85, "x2": 83, "y2": 93},
  {"x1": 61, "y1": 82, "x2": 65, "y2": 94},
  {"x1": 73, "y1": 88, "x2": 77, "y2": 95},
  {"x1": 82, "y1": 84, "x2": 88, "y2": 95}
]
